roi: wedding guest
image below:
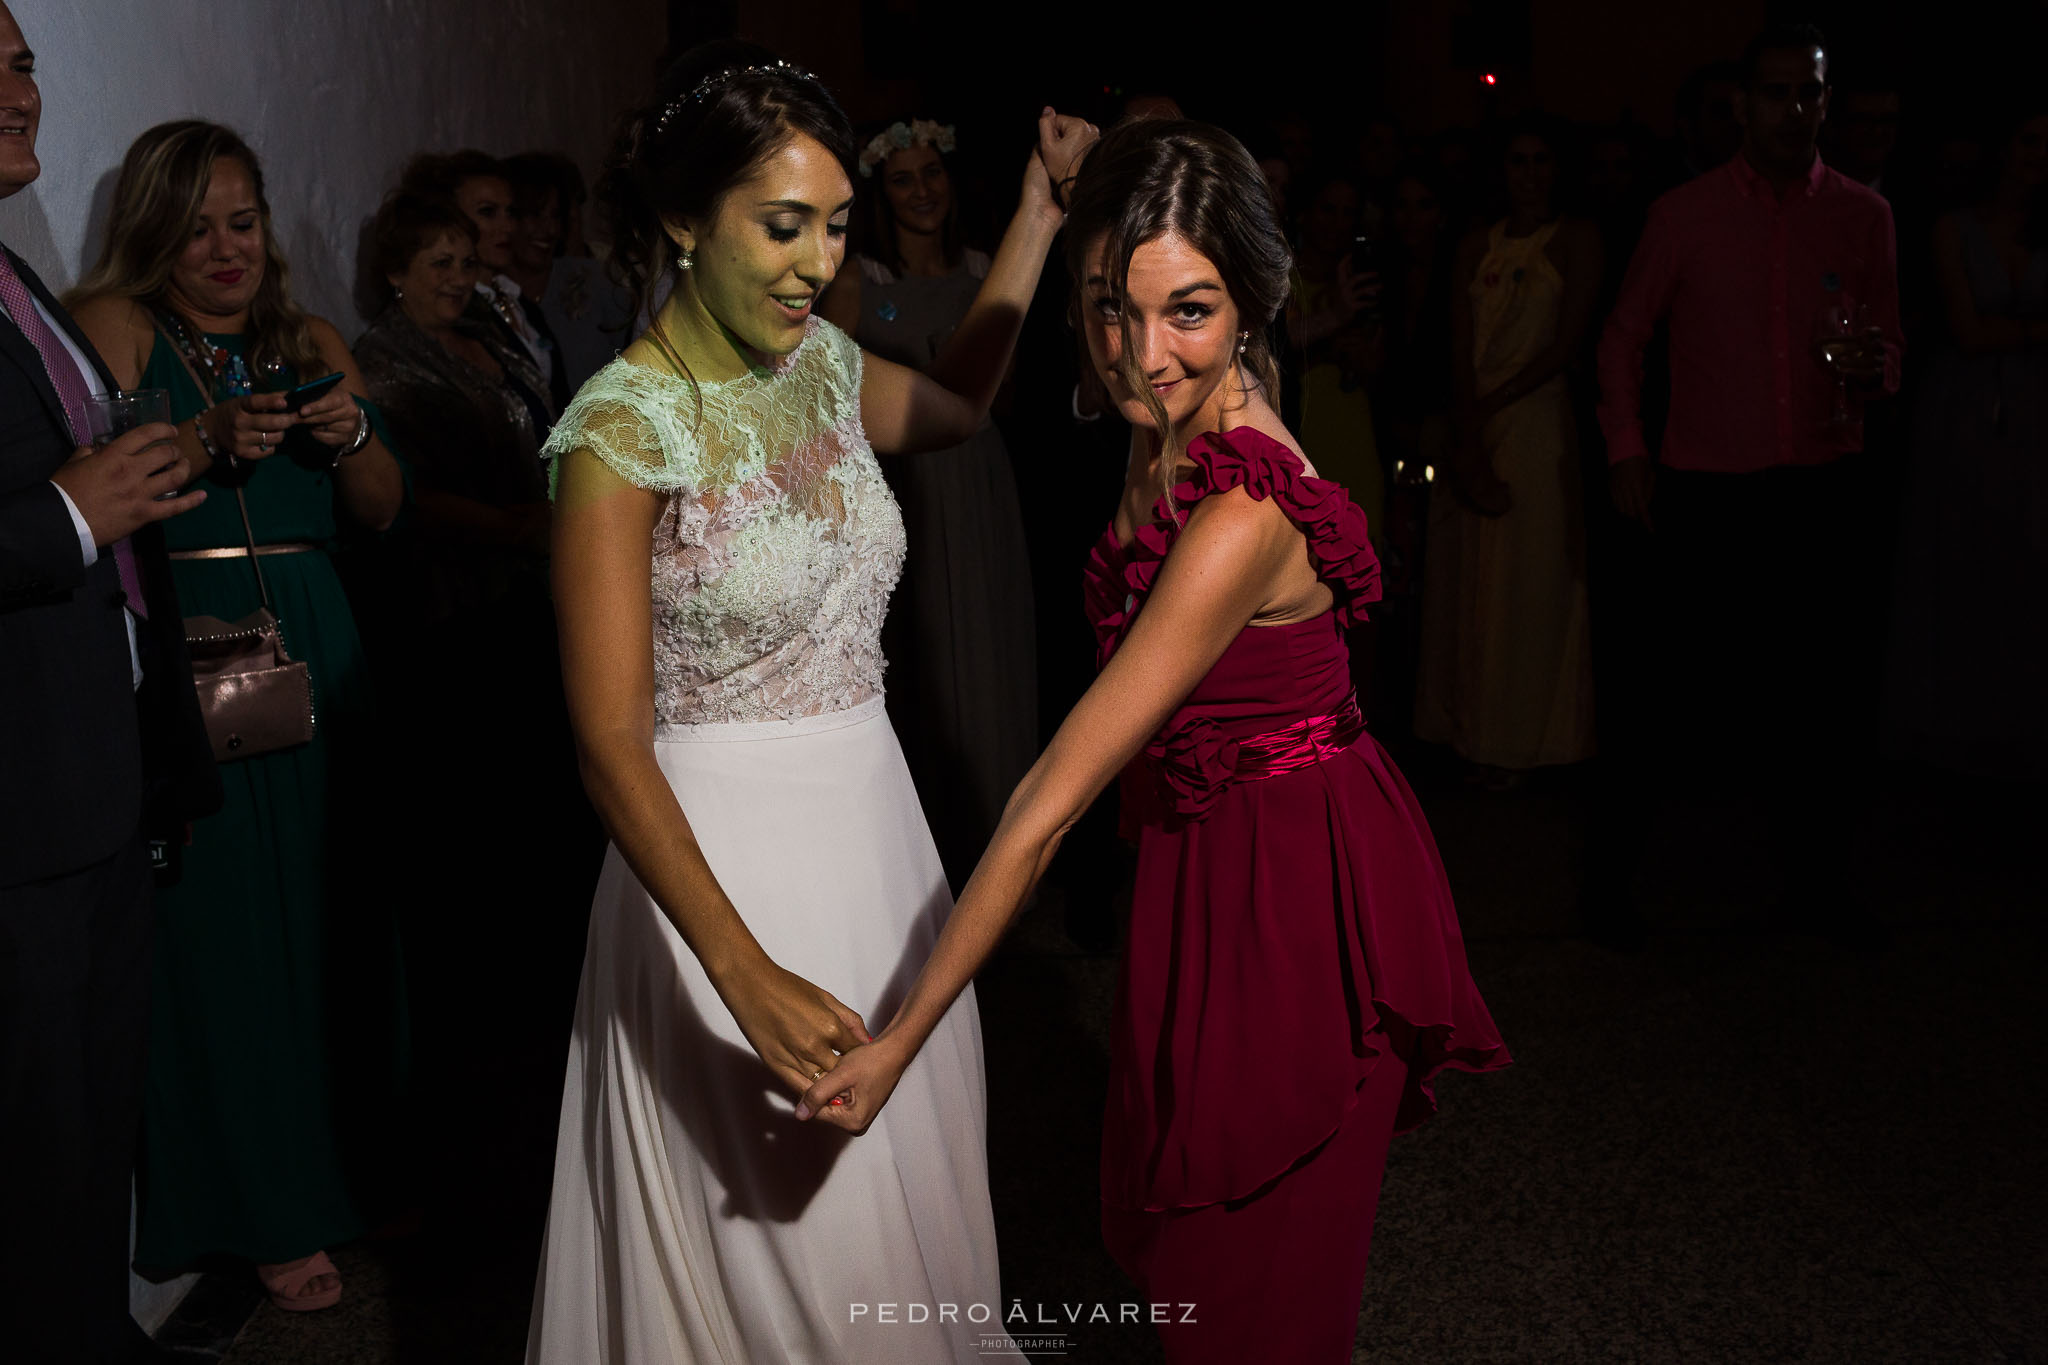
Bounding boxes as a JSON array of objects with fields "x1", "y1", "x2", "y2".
[
  {"x1": 1416, "y1": 115, "x2": 1600, "y2": 783},
  {"x1": 1366, "y1": 165, "x2": 1457, "y2": 732},
  {"x1": 503, "y1": 151, "x2": 631, "y2": 391},
  {"x1": 398, "y1": 150, "x2": 560, "y2": 420},
  {"x1": 355, "y1": 192, "x2": 549, "y2": 616},
  {"x1": 1286, "y1": 171, "x2": 1384, "y2": 528},
  {"x1": 1592, "y1": 23, "x2": 1903, "y2": 943},
  {"x1": 0, "y1": 7, "x2": 220, "y2": 1359},
  {"x1": 1884, "y1": 104, "x2": 2048, "y2": 776},
  {"x1": 68, "y1": 119, "x2": 408, "y2": 1313},
  {"x1": 806, "y1": 117, "x2": 1509, "y2": 1365},
  {"x1": 819, "y1": 117, "x2": 1038, "y2": 890},
  {"x1": 1826, "y1": 75, "x2": 1904, "y2": 197}
]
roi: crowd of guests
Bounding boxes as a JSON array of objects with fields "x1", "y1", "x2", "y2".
[{"x1": 3, "y1": 0, "x2": 2042, "y2": 1357}]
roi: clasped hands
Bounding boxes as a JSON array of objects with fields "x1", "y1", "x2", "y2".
[{"x1": 720, "y1": 957, "x2": 912, "y2": 1135}]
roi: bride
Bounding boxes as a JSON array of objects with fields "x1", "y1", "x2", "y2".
[{"x1": 524, "y1": 41, "x2": 1090, "y2": 1365}]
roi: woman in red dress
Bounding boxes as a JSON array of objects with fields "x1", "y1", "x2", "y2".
[{"x1": 799, "y1": 118, "x2": 1511, "y2": 1362}]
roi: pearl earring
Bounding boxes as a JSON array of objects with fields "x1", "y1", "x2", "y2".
[
  {"x1": 394, "y1": 285, "x2": 404, "y2": 300},
  {"x1": 1237, "y1": 331, "x2": 1249, "y2": 355}
]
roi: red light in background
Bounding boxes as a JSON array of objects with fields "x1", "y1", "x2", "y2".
[{"x1": 1483, "y1": 73, "x2": 1498, "y2": 86}]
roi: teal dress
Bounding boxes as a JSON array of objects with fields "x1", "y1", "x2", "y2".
[{"x1": 136, "y1": 332, "x2": 406, "y2": 1267}]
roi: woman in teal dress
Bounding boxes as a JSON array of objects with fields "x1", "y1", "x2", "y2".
[{"x1": 69, "y1": 120, "x2": 406, "y2": 1314}]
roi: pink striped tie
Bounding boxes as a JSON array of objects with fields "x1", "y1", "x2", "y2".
[{"x1": 0, "y1": 252, "x2": 149, "y2": 619}]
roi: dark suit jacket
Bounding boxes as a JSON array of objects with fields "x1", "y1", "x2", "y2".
[{"x1": 0, "y1": 247, "x2": 219, "y2": 886}]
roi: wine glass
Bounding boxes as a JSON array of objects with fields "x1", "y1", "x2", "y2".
[{"x1": 1810, "y1": 300, "x2": 1868, "y2": 435}]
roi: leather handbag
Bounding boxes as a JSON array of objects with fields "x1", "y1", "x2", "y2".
[
  {"x1": 153, "y1": 311, "x2": 317, "y2": 761},
  {"x1": 181, "y1": 488, "x2": 317, "y2": 762}
]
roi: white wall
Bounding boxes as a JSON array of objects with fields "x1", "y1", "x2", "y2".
[
  {"x1": 0, "y1": 0, "x2": 663, "y2": 1330},
  {"x1": 0, "y1": 0, "x2": 665, "y2": 330}
]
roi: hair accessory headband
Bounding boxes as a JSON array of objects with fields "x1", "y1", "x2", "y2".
[
  {"x1": 653, "y1": 59, "x2": 822, "y2": 137},
  {"x1": 858, "y1": 119, "x2": 957, "y2": 176}
]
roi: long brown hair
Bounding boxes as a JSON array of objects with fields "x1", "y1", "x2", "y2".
[
  {"x1": 1064, "y1": 119, "x2": 1292, "y2": 499},
  {"x1": 68, "y1": 120, "x2": 323, "y2": 377}
]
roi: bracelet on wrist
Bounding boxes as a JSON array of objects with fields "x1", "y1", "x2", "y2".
[
  {"x1": 342, "y1": 403, "x2": 371, "y2": 457},
  {"x1": 191, "y1": 412, "x2": 223, "y2": 464}
]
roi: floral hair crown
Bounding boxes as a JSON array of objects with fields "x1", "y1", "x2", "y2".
[
  {"x1": 858, "y1": 119, "x2": 957, "y2": 177},
  {"x1": 652, "y1": 59, "x2": 822, "y2": 137}
]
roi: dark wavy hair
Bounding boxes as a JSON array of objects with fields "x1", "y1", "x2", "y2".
[
  {"x1": 367, "y1": 191, "x2": 479, "y2": 311},
  {"x1": 596, "y1": 40, "x2": 854, "y2": 333},
  {"x1": 1063, "y1": 118, "x2": 1293, "y2": 492}
]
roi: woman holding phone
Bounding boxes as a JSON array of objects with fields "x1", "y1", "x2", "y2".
[{"x1": 69, "y1": 120, "x2": 405, "y2": 1314}]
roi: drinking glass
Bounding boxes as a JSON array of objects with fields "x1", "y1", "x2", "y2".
[
  {"x1": 1810, "y1": 301, "x2": 1869, "y2": 434},
  {"x1": 86, "y1": 388, "x2": 180, "y2": 498}
]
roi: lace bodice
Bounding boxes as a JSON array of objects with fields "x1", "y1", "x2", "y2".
[{"x1": 542, "y1": 318, "x2": 904, "y2": 726}]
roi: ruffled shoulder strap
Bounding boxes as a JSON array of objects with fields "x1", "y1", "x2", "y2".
[
  {"x1": 1091, "y1": 428, "x2": 1381, "y2": 662},
  {"x1": 1173, "y1": 428, "x2": 1381, "y2": 625},
  {"x1": 541, "y1": 358, "x2": 706, "y2": 500}
]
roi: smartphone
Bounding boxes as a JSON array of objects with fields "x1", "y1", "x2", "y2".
[
  {"x1": 284, "y1": 372, "x2": 346, "y2": 408},
  {"x1": 1349, "y1": 235, "x2": 1383, "y2": 324}
]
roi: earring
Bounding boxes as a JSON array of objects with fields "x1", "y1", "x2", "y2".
[
  {"x1": 394, "y1": 285, "x2": 404, "y2": 300},
  {"x1": 1237, "y1": 331, "x2": 1249, "y2": 356},
  {"x1": 680, "y1": 247, "x2": 694, "y2": 271}
]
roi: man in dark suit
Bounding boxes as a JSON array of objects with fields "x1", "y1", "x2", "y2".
[{"x1": 0, "y1": 4, "x2": 222, "y2": 1360}]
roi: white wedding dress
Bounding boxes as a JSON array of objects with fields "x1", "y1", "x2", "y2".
[{"x1": 526, "y1": 319, "x2": 1014, "y2": 1364}]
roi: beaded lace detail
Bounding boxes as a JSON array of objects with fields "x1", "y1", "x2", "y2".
[{"x1": 541, "y1": 318, "x2": 904, "y2": 726}]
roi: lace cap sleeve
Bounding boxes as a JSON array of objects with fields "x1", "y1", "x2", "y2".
[{"x1": 542, "y1": 360, "x2": 703, "y2": 499}]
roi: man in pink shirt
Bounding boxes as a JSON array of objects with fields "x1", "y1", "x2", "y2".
[{"x1": 1587, "y1": 23, "x2": 1900, "y2": 948}]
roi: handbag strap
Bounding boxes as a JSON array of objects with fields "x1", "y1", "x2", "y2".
[{"x1": 149, "y1": 307, "x2": 273, "y2": 612}]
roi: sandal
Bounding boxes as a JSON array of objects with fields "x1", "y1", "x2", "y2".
[{"x1": 256, "y1": 1250, "x2": 343, "y2": 1312}]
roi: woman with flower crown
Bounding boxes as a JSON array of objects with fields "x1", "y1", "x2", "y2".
[
  {"x1": 819, "y1": 117, "x2": 1037, "y2": 892},
  {"x1": 523, "y1": 40, "x2": 1088, "y2": 1364}
]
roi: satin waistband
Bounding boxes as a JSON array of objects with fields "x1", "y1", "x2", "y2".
[
  {"x1": 168, "y1": 542, "x2": 318, "y2": 560},
  {"x1": 1233, "y1": 695, "x2": 1367, "y2": 782},
  {"x1": 654, "y1": 693, "x2": 886, "y2": 744}
]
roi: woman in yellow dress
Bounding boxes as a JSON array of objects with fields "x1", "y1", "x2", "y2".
[{"x1": 1416, "y1": 117, "x2": 1600, "y2": 779}]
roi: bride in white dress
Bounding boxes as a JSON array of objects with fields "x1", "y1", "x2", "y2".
[{"x1": 525, "y1": 42, "x2": 1091, "y2": 1365}]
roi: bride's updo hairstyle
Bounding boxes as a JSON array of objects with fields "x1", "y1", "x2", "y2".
[
  {"x1": 1063, "y1": 119, "x2": 1293, "y2": 482},
  {"x1": 598, "y1": 39, "x2": 855, "y2": 327}
]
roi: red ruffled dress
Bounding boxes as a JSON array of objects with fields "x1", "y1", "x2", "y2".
[{"x1": 1086, "y1": 429, "x2": 1510, "y2": 1359}]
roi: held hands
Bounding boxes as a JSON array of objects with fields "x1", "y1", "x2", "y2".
[
  {"x1": 1022, "y1": 107, "x2": 1099, "y2": 229},
  {"x1": 51, "y1": 421, "x2": 204, "y2": 544},
  {"x1": 718, "y1": 957, "x2": 873, "y2": 1103},
  {"x1": 794, "y1": 1029, "x2": 913, "y2": 1133}
]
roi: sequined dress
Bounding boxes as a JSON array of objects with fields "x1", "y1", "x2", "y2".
[{"x1": 525, "y1": 319, "x2": 1012, "y2": 1364}]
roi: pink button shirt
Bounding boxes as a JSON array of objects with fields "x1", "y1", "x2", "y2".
[{"x1": 1597, "y1": 154, "x2": 1903, "y2": 473}]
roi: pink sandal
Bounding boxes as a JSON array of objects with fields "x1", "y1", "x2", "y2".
[{"x1": 256, "y1": 1250, "x2": 342, "y2": 1312}]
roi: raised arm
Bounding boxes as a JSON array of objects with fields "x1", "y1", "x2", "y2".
[
  {"x1": 795, "y1": 485, "x2": 1306, "y2": 1127},
  {"x1": 859, "y1": 109, "x2": 1093, "y2": 454},
  {"x1": 551, "y1": 446, "x2": 871, "y2": 1098}
]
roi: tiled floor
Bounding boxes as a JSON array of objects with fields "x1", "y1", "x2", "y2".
[{"x1": 178, "y1": 758, "x2": 2045, "y2": 1363}]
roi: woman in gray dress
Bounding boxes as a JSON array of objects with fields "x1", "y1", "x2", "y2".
[{"x1": 822, "y1": 118, "x2": 1037, "y2": 889}]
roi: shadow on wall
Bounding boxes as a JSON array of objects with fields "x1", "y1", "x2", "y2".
[
  {"x1": 0, "y1": 186, "x2": 66, "y2": 290},
  {"x1": 80, "y1": 166, "x2": 118, "y2": 280}
]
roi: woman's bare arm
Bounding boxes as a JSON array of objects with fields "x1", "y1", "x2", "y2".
[
  {"x1": 797, "y1": 487, "x2": 1313, "y2": 1127},
  {"x1": 859, "y1": 110, "x2": 1089, "y2": 455},
  {"x1": 552, "y1": 447, "x2": 870, "y2": 1096}
]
